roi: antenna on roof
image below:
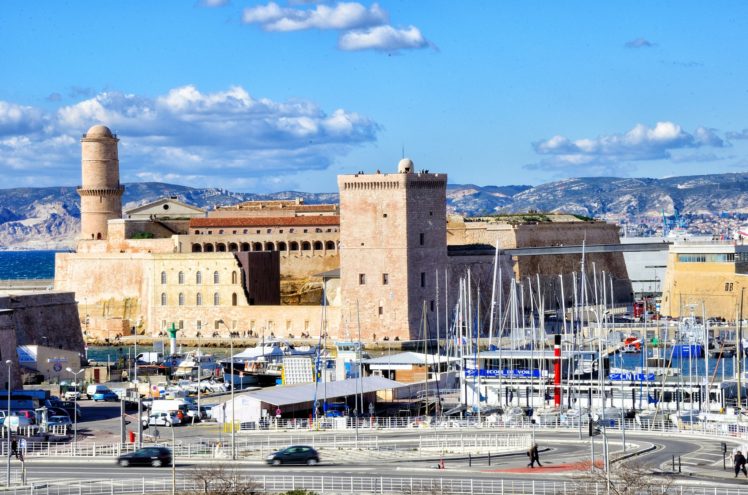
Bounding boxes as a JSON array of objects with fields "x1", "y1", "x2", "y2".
[{"x1": 402, "y1": 145, "x2": 405, "y2": 159}]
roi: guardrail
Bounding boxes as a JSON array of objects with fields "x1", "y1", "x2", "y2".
[{"x1": 3, "y1": 475, "x2": 747, "y2": 495}]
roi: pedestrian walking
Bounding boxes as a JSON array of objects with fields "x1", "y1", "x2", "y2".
[
  {"x1": 735, "y1": 450, "x2": 748, "y2": 477},
  {"x1": 527, "y1": 443, "x2": 542, "y2": 468},
  {"x1": 18, "y1": 438, "x2": 26, "y2": 462},
  {"x1": 10, "y1": 438, "x2": 18, "y2": 459}
]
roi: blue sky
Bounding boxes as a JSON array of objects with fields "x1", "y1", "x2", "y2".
[{"x1": 1, "y1": 1, "x2": 748, "y2": 193}]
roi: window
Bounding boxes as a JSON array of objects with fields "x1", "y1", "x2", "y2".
[
  {"x1": 383, "y1": 213, "x2": 387, "y2": 218},
  {"x1": 196, "y1": 320, "x2": 202, "y2": 331},
  {"x1": 196, "y1": 293, "x2": 202, "y2": 306},
  {"x1": 178, "y1": 293, "x2": 185, "y2": 306},
  {"x1": 378, "y1": 306, "x2": 383, "y2": 316},
  {"x1": 430, "y1": 300, "x2": 435, "y2": 312},
  {"x1": 726, "y1": 282, "x2": 734, "y2": 292},
  {"x1": 232, "y1": 293, "x2": 238, "y2": 306},
  {"x1": 160, "y1": 293, "x2": 167, "y2": 306},
  {"x1": 213, "y1": 271, "x2": 220, "y2": 284},
  {"x1": 196, "y1": 271, "x2": 202, "y2": 284},
  {"x1": 178, "y1": 271, "x2": 184, "y2": 284},
  {"x1": 419, "y1": 233, "x2": 425, "y2": 246},
  {"x1": 231, "y1": 271, "x2": 238, "y2": 284},
  {"x1": 359, "y1": 273, "x2": 366, "y2": 285},
  {"x1": 214, "y1": 293, "x2": 220, "y2": 306},
  {"x1": 178, "y1": 320, "x2": 184, "y2": 330},
  {"x1": 214, "y1": 320, "x2": 220, "y2": 330},
  {"x1": 267, "y1": 229, "x2": 272, "y2": 234},
  {"x1": 420, "y1": 272, "x2": 426, "y2": 288},
  {"x1": 382, "y1": 273, "x2": 389, "y2": 285},
  {"x1": 160, "y1": 271, "x2": 167, "y2": 284}
]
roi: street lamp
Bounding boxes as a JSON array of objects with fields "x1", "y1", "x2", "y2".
[
  {"x1": 217, "y1": 319, "x2": 235, "y2": 460},
  {"x1": 65, "y1": 367, "x2": 84, "y2": 455},
  {"x1": 6, "y1": 359, "x2": 12, "y2": 486}
]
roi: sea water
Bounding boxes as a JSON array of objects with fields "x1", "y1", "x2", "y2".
[{"x1": 0, "y1": 250, "x2": 57, "y2": 279}]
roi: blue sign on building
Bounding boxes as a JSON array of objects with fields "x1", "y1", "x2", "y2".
[{"x1": 465, "y1": 368, "x2": 541, "y2": 378}]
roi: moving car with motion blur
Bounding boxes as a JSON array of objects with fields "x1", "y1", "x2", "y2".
[
  {"x1": 266, "y1": 445, "x2": 320, "y2": 466},
  {"x1": 117, "y1": 447, "x2": 172, "y2": 467}
]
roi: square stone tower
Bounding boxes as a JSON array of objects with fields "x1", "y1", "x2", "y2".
[{"x1": 338, "y1": 159, "x2": 447, "y2": 341}]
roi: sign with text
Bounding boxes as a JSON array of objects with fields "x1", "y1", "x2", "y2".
[
  {"x1": 465, "y1": 368, "x2": 541, "y2": 378},
  {"x1": 608, "y1": 372, "x2": 657, "y2": 381}
]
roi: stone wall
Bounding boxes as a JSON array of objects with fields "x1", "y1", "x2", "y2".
[{"x1": 0, "y1": 312, "x2": 21, "y2": 389}]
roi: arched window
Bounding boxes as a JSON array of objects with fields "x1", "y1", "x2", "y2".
[
  {"x1": 216, "y1": 243, "x2": 226, "y2": 252},
  {"x1": 178, "y1": 293, "x2": 185, "y2": 306},
  {"x1": 178, "y1": 271, "x2": 185, "y2": 284},
  {"x1": 213, "y1": 293, "x2": 220, "y2": 306},
  {"x1": 96, "y1": 233, "x2": 102, "y2": 240},
  {"x1": 213, "y1": 271, "x2": 220, "y2": 284},
  {"x1": 231, "y1": 271, "x2": 238, "y2": 284},
  {"x1": 325, "y1": 240, "x2": 335, "y2": 250},
  {"x1": 196, "y1": 293, "x2": 202, "y2": 306},
  {"x1": 196, "y1": 271, "x2": 202, "y2": 284},
  {"x1": 240, "y1": 242, "x2": 250, "y2": 251},
  {"x1": 313, "y1": 241, "x2": 323, "y2": 250},
  {"x1": 290, "y1": 241, "x2": 299, "y2": 251},
  {"x1": 204, "y1": 244, "x2": 214, "y2": 252},
  {"x1": 228, "y1": 242, "x2": 238, "y2": 252},
  {"x1": 265, "y1": 242, "x2": 275, "y2": 251},
  {"x1": 232, "y1": 293, "x2": 238, "y2": 306},
  {"x1": 160, "y1": 271, "x2": 167, "y2": 284},
  {"x1": 301, "y1": 241, "x2": 311, "y2": 251},
  {"x1": 192, "y1": 244, "x2": 202, "y2": 253},
  {"x1": 278, "y1": 241, "x2": 287, "y2": 251},
  {"x1": 160, "y1": 293, "x2": 167, "y2": 306},
  {"x1": 252, "y1": 242, "x2": 262, "y2": 251}
]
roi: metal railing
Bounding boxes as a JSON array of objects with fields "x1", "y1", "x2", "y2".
[{"x1": 3, "y1": 475, "x2": 748, "y2": 495}]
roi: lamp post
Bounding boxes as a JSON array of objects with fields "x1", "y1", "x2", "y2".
[
  {"x1": 65, "y1": 367, "x2": 84, "y2": 455},
  {"x1": 218, "y1": 319, "x2": 235, "y2": 460},
  {"x1": 6, "y1": 359, "x2": 12, "y2": 486}
]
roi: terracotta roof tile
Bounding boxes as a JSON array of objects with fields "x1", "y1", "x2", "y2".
[{"x1": 190, "y1": 216, "x2": 340, "y2": 228}]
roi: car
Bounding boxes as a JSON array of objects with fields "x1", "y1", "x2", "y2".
[
  {"x1": 63, "y1": 390, "x2": 81, "y2": 401},
  {"x1": 14, "y1": 410, "x2": 36, "y2": 425},
  {"x1": 86, "y1": 384, "x2": 110, "y2": 399},
  {"x1": 117, "y1": 447, "x2": 172, "y2": 467},
  {"x1": 47, "y1": 415, "x2": 73, "y2": 427},
  {"x1": 142, "y1": 411, "x2": 180, "y2": 427},
  {"x1": 59, "y1": 401, "x2": 83, "y2": 419},
  {"x1": 93, "y1": 390, "x2": 119, "y2": 402},
  {"x1": 266, "y1": 445, "x2": 320, "y2": 466},
  {"x1": 4, "y1": 415, "x2": 32, "y2": 432}
]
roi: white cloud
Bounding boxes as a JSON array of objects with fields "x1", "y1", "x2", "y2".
[
  {"x1": 242, "y1": 1, "x2": 387, "y2": 32},
  {"x1": 0, "y1": 85, "x2": 379, "y2": 190},
  {"x1": 625, "y1": 38, "x2": 656, "y2": 49},
  {"x1": 241, "y1": 1, "x2": 431, "y2": 53},
  {"x1": 339, "y1": 25, "x2": 429, "y2": 52},
  {"x1": 526, "y1": 121, "x2": 726, "y2": 176}
]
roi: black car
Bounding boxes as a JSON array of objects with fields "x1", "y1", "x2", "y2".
[
  {"x1": 266, "y1": 445, "x2": 319, "y2": 466},
  {"x1": 117, "y1": 447, "x2": 172, "y2": 467}
]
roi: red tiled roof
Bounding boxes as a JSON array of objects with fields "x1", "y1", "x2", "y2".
[{"x1": 190, "y1": 216, "x2": 340, "y2": 228}]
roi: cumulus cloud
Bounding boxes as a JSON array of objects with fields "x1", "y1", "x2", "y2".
[
  {"x1": 242, "y1": 1, "x2": 431, "y2": 53},
  {"x1": 625, "y1": 37, "x2": 656, "y2": 49},
  {"x1": 0, "y1": 85, "x2": 379, "y2": 189},
  {"x1": 525, "y1": 122, "x2": 726, "y2": 176},
  {"x1": 243, "y1": 1, "x2": 386, "y2": 31},
  {"x1": 726, "y1": 129, "x2": 748, "y2": 140},
  {"x1": 339, "y1": 25, "x2": 429, "y2": 52}
]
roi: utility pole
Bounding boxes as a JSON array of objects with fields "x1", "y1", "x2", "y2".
[{"x1": 171, "y1": 424, "x2": 176, "y2": 495}]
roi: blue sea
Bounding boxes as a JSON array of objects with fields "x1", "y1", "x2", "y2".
[{"x1": 0, "y1": 250, "x2": 58, "y2": 279}]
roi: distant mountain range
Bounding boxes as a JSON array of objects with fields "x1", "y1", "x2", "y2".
[{"x1": 1, "y1": 172, "x2": 747, "y2": 250}]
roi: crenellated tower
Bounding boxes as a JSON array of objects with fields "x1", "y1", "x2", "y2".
[{"x1": 77, "y1": 125, "x2": 124, "y2": 241}]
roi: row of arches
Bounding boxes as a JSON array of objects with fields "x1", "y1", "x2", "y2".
[
  {"x1": 161, "y1": 292, "x2": 239, "y2": 306},
  {"x1": 191, "y1": 240, "x2": 338, "y2": 253},
  {"x1": 161, "y1": 270, "x2": 239, "y2": 285}
]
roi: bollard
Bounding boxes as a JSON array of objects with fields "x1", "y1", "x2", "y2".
[
  {"x1": 488, "y1": 452, "x2": 491, "y2": 466},
  {"x1": 678, "y1": 456, "x2": 681, "y2": 473},
  {"x1": 672, "y1": 455, "x2": 675, "y2": 472},
  {"x1": 469, "y1": 453, "x2": 472, "y2": 467}
]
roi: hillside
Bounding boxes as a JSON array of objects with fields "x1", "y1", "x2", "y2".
[{"x1": 1, "y1": 172, "x2": 747, "y2": 249}]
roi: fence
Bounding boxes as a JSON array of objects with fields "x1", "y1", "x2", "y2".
[{"x1": 2, "y1": 475, "x2": 748, "y2": 495}]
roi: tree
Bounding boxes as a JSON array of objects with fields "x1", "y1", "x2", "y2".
[
  {"x1": 187, "y1": 464, "x2": 259, "y2": 495},
  {"x1": 572, "y1": 461, "x2": 674, "y2": 495}
]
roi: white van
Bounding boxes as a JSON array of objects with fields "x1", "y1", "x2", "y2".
[
  {"x1": 150, "y1": 399, "x2": 189, "y2": 414},
  {"x1": 86, "y1": 384, "x2": 109, "y2": 399}
]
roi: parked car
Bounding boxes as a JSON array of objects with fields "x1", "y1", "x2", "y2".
[
  {"x1": 117, "y1": 447, "x2": 172, "y2": 467},
  {"x1": 47, "y1": 415, "x2": 73, "y2": 427},
  {"x1": 86, "y1": 384, "x2": 111, "y2": 400},
  {"x1": 45, "y1": 408, "x2": 71, "y2": 420},
  {"x1": 60, "y1": 401, "x2": 83, "y2": 419},
  {"x1": 4, "y1": 415, "x2": 32, "y2": 432},
  {"x1": 266, "y1": 445, "x2": 320, "y2": 466},
  {"x1": 14, "y1": 410, "x2": 36, "y2": 425},
  {"x1": 141, "y1": 411, "x2": 180, "y2": 427},
  {"x1": 93, "y1": 389, "x2": 119, "y2": 402},
  {"x1": 64, "y1": 390, "x2": 81, "y2": 401}
]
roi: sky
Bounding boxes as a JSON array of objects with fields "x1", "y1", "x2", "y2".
[{"x1": 2, "y1": 1, "x2": 748, "y2": 193}]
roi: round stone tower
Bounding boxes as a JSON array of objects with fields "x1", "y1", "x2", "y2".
[{"x1": 77, "y1": 125, "x2": 124, "y2": 241}]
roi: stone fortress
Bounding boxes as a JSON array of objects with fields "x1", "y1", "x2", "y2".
[{"x1": 55, "y1": 125, "x2": 631, "y2": 342}]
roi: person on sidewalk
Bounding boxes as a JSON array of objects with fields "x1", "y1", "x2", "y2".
[
  {"x1": 10, "y1": 438, "x2": 18, "y2": 459},
  {"x1": 527, "y1": 443, "x2": 542, "y2": 468},
  {"x1": 734, "y1": 450, "x2": 747, "y2": 477}
]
